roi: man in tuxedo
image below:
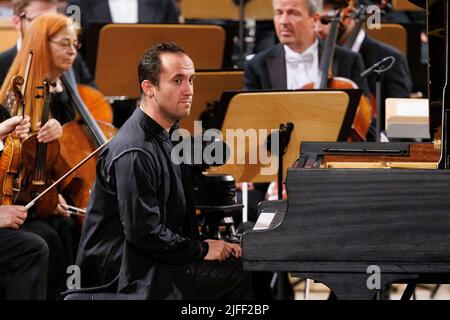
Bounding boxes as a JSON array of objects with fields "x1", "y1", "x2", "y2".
[
  {"x1": 317, "y1": 0, "x2": 413, "y2": 140},
  {"x1": 67, "y1": 0, "x2": 179, "y2": 28},
  {"x1": 0, "y1": 0, "x2": 95, "y2": 88},
  {"x1": 244, "y1": 0, "x2": 368, "y2": 93},
  {"x1": 317, "y1": 0, "x2": 412, "y2": 104}
]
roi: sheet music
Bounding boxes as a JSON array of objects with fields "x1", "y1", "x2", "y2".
[{"x1": 253, "y1": 212, "x2": 276, "y2": 230}]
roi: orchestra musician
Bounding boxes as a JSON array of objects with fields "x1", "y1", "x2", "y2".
[
  {"x1": 316, "y1": 0, "x2": 413, "y2": 139},
  {"x1": 0, "y1": 0, "x2": 95, "y2": 88},
  {"x1": 0, "y1": 13, "x2": 84, "y2": 299},
  {"x1": 0, "y1": 116, "x2": 49, "y2": 300},
  {"x1": 244, "y1": 0, "x2": 369, "y2": 94},
  {"x1": 66, "y1": 0, "x2": 180, "y2": 28}
]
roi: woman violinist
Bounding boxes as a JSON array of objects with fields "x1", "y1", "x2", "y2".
[{"x1": 0, "y1": 13, "x2": 83, "y2": 299}]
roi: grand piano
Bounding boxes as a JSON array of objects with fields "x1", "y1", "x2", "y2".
[{"x1": 242, "y1": 0, "x2": 450, "y2": 299}]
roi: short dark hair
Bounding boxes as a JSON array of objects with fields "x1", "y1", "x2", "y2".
[
  {"x1": 12, "y1": 0, "x2": 57, "y2": 16},
  {"x1": 138, "y1": 42, "x2": 187, "y2": 91}
]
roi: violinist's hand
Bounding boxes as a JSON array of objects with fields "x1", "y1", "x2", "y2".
[
  {"x1": 53, "y1": 194, "x2": 71, "y2": 217},
  {"x1": 0, "y1": 205, "x2": 27, "y2": 229},
  {"x1": 0, "y1": 115, "x2": 31, "y2": 140},
  {"x1": 37, "y1": 119, "x2": 63, "y2": 143}
]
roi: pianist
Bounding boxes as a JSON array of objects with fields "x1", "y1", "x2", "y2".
[{"x1": 74, "y1": 42, "x2": 253, "y2": 300}]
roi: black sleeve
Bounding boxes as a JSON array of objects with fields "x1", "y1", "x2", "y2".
[
  {"x1": 72, "y1": 56, "x2": 97, "y2": 88},
  {"x1": 114, "y1": 150, "x2": 205, "y2": 264},
  {"x1": 351, "y1": 52, "x2": 371, "y2": 97},
  {"x1": 383, "y1": 53, "x2": 413, "y2": 98},
  {"x1": 0, "y1": 105, "x2": 11, "y2": 122},
  {"x1": 165, "y1": 0, "x2": 180, "y2": 23},
  {"x1": 244, "y1": 60, "x2": 262, "y2": 90}
]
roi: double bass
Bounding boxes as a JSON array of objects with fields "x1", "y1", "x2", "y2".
[{"x1": 54, "y1": 73, "x2": 116, "y2": 215}]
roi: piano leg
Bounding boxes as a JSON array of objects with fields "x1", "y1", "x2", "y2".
[{"x1": 401, "y1": 283, "x2": 416, "y2": 300}]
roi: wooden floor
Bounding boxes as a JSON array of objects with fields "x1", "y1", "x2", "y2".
[{"x1": 292, "y1": 278, "x2": 450, "y2": 300}]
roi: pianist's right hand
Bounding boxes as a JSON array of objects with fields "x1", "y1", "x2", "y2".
[{"x1": 203, "y1": 239, "x2": 242, "y2": 261}]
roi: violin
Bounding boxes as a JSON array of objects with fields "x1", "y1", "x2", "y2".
[
  {"x1": 303, "y1": 1, "x2": 371, "y2": 141},
  {"x1": 16, "y1": 77, "x2": 60, "y2": 217},
  {"x1": 54, "y1": 74, "x2": 116, "y2": 218},
  {"x1": 0, "y1": 50, "x2": 33, "y2": 206}
]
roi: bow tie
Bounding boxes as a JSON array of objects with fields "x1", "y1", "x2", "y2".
[{"x1": 286, "y1": 52, "x2": 314, "y2": 66}]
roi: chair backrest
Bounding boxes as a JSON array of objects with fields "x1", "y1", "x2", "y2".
[
  {"x1": 94, "y1": 24, "x2": 226, "y2": 97},
  {"x1": 392, "y1": 0, "x2": 425, "y2": 11},
  {"x1": 367, "y1": 23, "x2": 408, "y2": 56},
  {"x1": 0, "y1": 18, "x2": 17, "y2": 52},
  {"x1": 181, "y1": 0, "x2": 273, "y2": 20}
]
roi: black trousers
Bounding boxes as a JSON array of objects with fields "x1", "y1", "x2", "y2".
[
  {"x1": 0, "y1": 228, "x2": 49, "y2": 300},
  {"x1": 22, "y1": 216, "x2": 80, "y2": 299},
  {"x1": 150, "y1": 257, "x2": 253, "y2": 300}
]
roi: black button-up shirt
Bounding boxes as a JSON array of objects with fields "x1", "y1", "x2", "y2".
[{"x1": 76, "y1": 107, "x2": 207, "y2": 297}]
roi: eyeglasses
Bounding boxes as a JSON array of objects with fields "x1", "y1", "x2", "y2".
[
  {"x1": 48, "y1": 39, "x2": 82, "y2": 50},
  {"x1": 19, "y1": 12, "x2": 37, "y2": 23}
]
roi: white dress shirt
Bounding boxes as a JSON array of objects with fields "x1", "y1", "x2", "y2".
[
  {"x1": 351, "y1": 29, "x2": 366, "y2": 53},
  {"x1": 108, "y1": 0, "x2": 138, "y2": 23},
  {"x1": 284, "y1": 39, "x2": 320, "y2": 90}
]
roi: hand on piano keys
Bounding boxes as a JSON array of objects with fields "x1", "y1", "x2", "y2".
[{"x1": 203, "y1": 239, "x2": 242, "y2": 261}]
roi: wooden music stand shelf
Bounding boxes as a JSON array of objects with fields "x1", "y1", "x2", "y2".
[
  {"x1": 208, "y1": 91, "x2": 350, "y2": 183},
  {"x1": 94, "y1": 24, "x2": 226, "y2": 97}
]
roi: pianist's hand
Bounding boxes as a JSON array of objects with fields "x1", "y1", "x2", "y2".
[{"x1": 203, "y1": 239, "x2": 242, "y2": 261}]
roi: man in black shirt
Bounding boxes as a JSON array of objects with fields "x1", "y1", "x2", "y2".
[{"x1": 75, "y1": 42, "x2": 252, "y2": 299}]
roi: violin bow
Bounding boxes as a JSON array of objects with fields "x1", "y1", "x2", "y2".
[{"x1": 25, "y1": 138, "x2": 112, "y2": 210}]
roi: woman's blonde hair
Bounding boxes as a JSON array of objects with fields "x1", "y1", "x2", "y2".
[{"x1": 0, "y1": 12, "x2": 76, "y2": 129}]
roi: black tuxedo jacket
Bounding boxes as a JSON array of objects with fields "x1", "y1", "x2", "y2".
[
  {"x1": 68, "y1": 0, "x2": 179, "y2": 30},
  {"x1": 0, "y1": 46, "x2": 95, "y2": 88},
  {"x1": 244, "y1": 42, "x2": 369, "y2": 95},
  {"x1": 359, "y1": 35, "x2": 412, "y2": 100}
]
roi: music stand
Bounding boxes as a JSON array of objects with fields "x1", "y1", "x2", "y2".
[
  {"x1": 207, "y1": 90, "x2": 358, "y2": 183},
  {"x1": 211, "y1": 88, "x2": 362, "y2": 144},
  {"x1": 179, "y1": 71, "x2": 244, "y2": 134},
  {"x1": 94, "y1": 24, "x2": 226, "y2": 97}
]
